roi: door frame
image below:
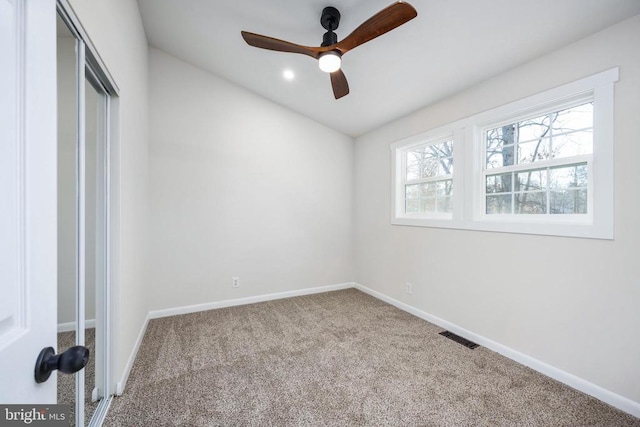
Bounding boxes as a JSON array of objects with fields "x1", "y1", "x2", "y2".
[{"x1": 56, "y1": 1, "x2": 120, "y2": 425}]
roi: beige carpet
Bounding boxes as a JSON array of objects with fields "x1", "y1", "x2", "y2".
[{"x1": 105, "y1": 289, "x2": 639, "y2": 426}]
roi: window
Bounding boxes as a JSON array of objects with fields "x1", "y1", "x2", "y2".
[
  {"x1": 404, "y1": 137, "x2": 454, "y2": 217},
  {"x1": 391, "y1": 68, "x2": 617, "y2": 239},
  {"x1": 482, "y1": 101, "x2": 593, "y2": 217}
]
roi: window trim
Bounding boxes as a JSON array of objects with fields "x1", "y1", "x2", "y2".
[{"x1": 391, "y1": 67, "x2": 618, "y2": 239}]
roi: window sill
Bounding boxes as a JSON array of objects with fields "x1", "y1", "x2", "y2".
[{"x1": 391, "y1": 216, "x2": 613, "y2": 240}]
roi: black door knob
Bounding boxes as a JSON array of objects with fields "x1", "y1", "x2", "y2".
[{"x1": 34, "y1": 345, "x2": 90, "y2": 383}]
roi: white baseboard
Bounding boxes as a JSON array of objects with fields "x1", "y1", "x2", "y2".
[
  {"x1": 116, "y1": 282, "x2": 354, "y2": 395},
  {"x1": 116, "y1": 312, "x2": 150, "y2": 396},
  {"x1": 57, "y1": 319, "x2": 96, "y2": 333},
  {"x1": 354, "y1": 282, "x2": 640, "y2": 418},
  {"x1": 148, "y1": 282, "x2": 354, "y2": 320}
]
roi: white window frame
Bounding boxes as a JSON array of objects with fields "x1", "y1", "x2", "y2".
[{"x1": 391, "y1": 67, "x2": 617, "y2": 239}]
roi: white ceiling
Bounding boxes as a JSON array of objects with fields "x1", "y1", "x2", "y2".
[{"x1": 137, "y1": 0, "x2": 640, "y2": 137}]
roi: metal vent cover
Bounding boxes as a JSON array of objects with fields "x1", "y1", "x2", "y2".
[{"x1": 439, "y1": 331, "x2": 479, "y2": 349}]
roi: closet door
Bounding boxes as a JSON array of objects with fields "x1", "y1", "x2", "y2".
[
  {"x1": 83, "y1": 71, "x2": 109, "y2": 426},
  {"x1": 56, "y1": 6, "x2": 115, "y2": 425}
]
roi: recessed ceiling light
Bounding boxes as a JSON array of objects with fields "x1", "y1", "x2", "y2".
[{"x1": 283, "y1": 69, "x2": 295, "y2": 81}]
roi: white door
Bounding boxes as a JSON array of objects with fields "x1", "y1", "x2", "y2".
[{"x1": 0, "y1": 0, "x2": 58, "y2": 403}]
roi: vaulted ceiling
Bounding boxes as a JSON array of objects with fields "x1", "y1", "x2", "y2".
[{"x1": 137, "y1": 0, "x2": 640, "y2": 137}]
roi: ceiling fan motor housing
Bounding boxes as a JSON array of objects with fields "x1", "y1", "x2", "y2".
[{"x1": 322, "y1": 31, "x2": 338, "y2": 46}]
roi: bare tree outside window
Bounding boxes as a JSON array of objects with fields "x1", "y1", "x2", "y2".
[{"x1": 405, "y1": 139, "x2": 453, "y2": 214}]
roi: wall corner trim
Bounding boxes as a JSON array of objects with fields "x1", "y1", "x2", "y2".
[
  {"x1": 353, "y1": 282, "x2": 640, "y2": 418},
  {"x1": 116, "y1": 312, "x2": 150, "y2": 396}
]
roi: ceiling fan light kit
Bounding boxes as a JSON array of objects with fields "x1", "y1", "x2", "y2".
[
  {"x1": 318, "y1": 52, "x2": 342, "y2": 73},
  {"x1": 241, "y1": 1, "x2": 417, "y2": 99}
]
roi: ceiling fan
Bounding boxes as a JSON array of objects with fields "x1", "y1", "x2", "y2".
[{"x1": 241, "y1": 1, "x2": 417, "y2": 99}]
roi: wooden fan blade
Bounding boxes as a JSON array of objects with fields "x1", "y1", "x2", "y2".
[
  {"x1": 335, "y1": 2, "x2": 417, "y2": 54},
  {"x1": 241, "y1": 31, "x2": 322, "y2": 59},
  {"x1": 330, "y1": 69, "x2": 350, "y2": 99}
]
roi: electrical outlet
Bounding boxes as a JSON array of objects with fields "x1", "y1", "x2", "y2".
[
  {"x1": 232, "y1": 277, "x2": 240, "y2": 288},
  {"x1": 405, "y1": 282, "x2": 413, "y2": 294}
]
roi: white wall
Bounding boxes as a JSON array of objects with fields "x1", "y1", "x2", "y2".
[
  {"x1": 354, "y1": 15, "x2": 640, "y2": 406},
  {"x1": 148, "y1": 49, "x2": 354, "y2": 311},
  {"x1": 67, "y1": 0, "x2": 149, "y2": 386}
]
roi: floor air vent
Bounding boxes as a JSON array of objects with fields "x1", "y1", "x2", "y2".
[{"x1": 439, "y1": 331, "x2": 479, "y2": 349}]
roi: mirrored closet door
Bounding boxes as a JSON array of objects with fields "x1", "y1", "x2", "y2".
[{"x1": 56, "y1": 4, "x2": 118, "y2": 425}]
